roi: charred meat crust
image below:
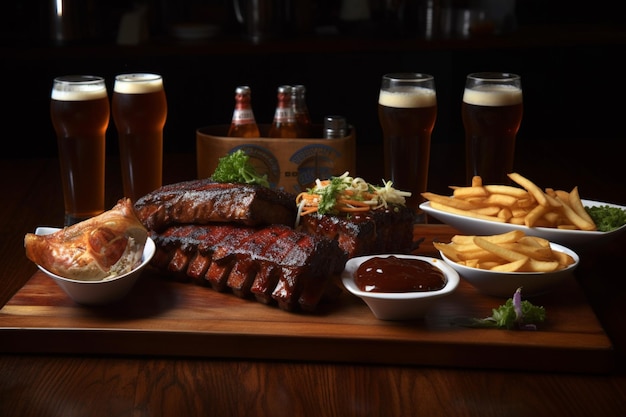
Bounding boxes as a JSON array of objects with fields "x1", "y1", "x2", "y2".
[
  {"x1": 134, "y1": 179, "x2": 298, "y2": 232},
  {"x1": 297, "y1": 204, "x2": 417, "y2": 258},
  {"x1": 150, "y1": 223, "x2": 348, "y2": 312}
]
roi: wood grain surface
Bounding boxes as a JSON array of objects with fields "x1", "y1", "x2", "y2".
[{"x1": 0, "y1": 224, "x2": 614, "y2": 374}]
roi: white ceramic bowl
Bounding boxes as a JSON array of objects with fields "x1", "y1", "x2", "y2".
[
  {"x1": 439, "y1": 242, "x2": 579, "y2": 298},
  {"x1": 341, "y1": 254, "x2": 460, "y2": 320},
  {"x1": 420, "y1": 199, "x2": 626, "y2": 250},
  {"x1": 34, "y1": 227, "x2": 155, "y2": 306}
]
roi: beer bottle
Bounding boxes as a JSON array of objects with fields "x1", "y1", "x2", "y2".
[
  {"x1": 268, "y1": 85, "x2": 299, "y2": 138},
  {"x1": 227, "y1": 86, "x2": 261, "y2": 138},
  {"x1": 292, "y1": 84, "x2": 312, "y2": 137}
]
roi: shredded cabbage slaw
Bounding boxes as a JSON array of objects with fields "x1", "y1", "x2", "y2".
[{"x1": 295, "y1": 172, "x2": 411, "y2": 226}]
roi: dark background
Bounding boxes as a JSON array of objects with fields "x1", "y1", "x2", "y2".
[{"x1": 3, "y1": 0, "x2": 626, "y2": 161}]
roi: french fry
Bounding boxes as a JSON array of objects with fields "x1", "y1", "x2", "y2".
[
  {"x1": 498, "y1": 207, "x2": 513, "y2": 221},
  {"x1": 501, "y1": 242, "x2": 554, "y2": 261},
  {"x1": 518, "y1": 235, "x2": 550, "y2": 248},
  {"x1": 511, "y1": 207, "x2": 530, "y2": 218},
  {"x1": 480, "y1": 261, "x2": 505, "y2": 270},
  {"x1": 457, "y1": 249, "x2": 503, "y2": 262},
  {"x1": 483, "y1": 193, "x2": 519, "y2": 207},
  {"x1": 471, "y1": 206, "x2": 501, "y2": 216},
  {"x1": 451, "y1": 230, "x2": 525, "y2": 245},
  {"x1": 483, "y1": 184, "x2": 529, "y2": 198},
  {"x1": 542, "y1": 211, "x2": 562, "y2": 226},
  {"x1": 568, "y1": 186, "x2": 596, "y2": 227},
  {"x1": 544, "y1": 192, "x2": 563, "y2": 208},
  {"x1": 508, "y1": 172, "x2": 549, "y2": 207},
  {"x1": 421, "y1": 192, "x2": 478, "y2": 211},
  {"x1": 557, "y1": 224, "x2": 578, "y2": 230},
  {"x1": 524, "y1": 204, "x2": 550, "y2": 228},
  {"x1": 473, "y1": 236, "x2": 527, "y2": 262},
  {"x1": 433, "y1": 241, "x2": 463, "y2": 262},
  {"x1": 490, "y1": 258, "x2": 528, "y2": 272},
  {"x1": 527, "y1": 258, "x2": 560, "y2": 272},
  {"x1": 430, "y1": 201, "x2": 506, "y2": 223},
  {"x1": 453, "y1": 186, "x2": 489, "y2": 199},
  {"x1": 555, "y1": 189, "x2": 571, "y2": 204},
  {"x1": 552, "y1": 250, "x2": 576, "y2": 267},
  {"x1": 515, "y1": 198, "x2": 537, "y2": 208},
  {"x1": 558, "y1": 198, "x2": 596, "y2": 231}
]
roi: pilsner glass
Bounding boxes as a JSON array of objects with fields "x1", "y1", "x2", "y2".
[
  {"x1": 462, "y1": 72, "x2": 523, "y2": 185},
  {"x1": 112, "y1": 73, "x2": 167, "y2": 203},
  {"x1": 50, "y1": 75, "x2": 109, "y2": 226},
  {"x1": 378, "y1": 73, "x2": 437, "y2": 222}
]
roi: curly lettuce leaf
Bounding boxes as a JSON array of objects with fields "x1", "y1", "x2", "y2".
[
  {"x1": 211, "y1": 149, "x2": 269, "y2": 187},
  {"x1": 461, "y1": 288, "x2": 546, "y2": 330}
]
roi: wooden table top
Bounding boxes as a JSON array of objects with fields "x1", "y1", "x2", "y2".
[{"x1": 2, "y1": 143, "x2": 626, "y2": 417}]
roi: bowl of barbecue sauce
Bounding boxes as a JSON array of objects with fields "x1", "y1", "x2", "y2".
[{"x1": 341, "y1": 254, "x2": 460, "y2": 320}]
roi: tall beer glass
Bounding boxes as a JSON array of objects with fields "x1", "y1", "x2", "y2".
[
  {"x1": 112, "y1": 73, "x2": 167, "y2": 203},
  {"x1": 378, "y1": 73, "x2": 437, "y2": 221},
  {"x1": 462, "y1": 72, "x2": 523, "y2": 185},
  {"x1": 50, "y1": 75, "x2": 109, "y2": 226}
]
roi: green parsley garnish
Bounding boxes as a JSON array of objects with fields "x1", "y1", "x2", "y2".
[
  {"x1": 585, "y1": 205, "x2": 626, "y2": 232},
  {"x1": 316, "y1": 176, "x2": 346, "y2": 214},
  {"x1": 211, "y1": 149, "x2": 269, "y2": 187}
]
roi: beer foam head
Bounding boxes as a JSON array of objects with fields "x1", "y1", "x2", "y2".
[
  {"x1": 51, "y1": 78, "x2": 108, "y2": 101},
  {"x1": 114, "y1": 74, "x2": 164, "y2": 94},
  {"x1": 378, "y1": 87, "x2": 436, "y2": 108},
  {"x1": 463, "y1": 84, "x2": 522, "y2": 107}
]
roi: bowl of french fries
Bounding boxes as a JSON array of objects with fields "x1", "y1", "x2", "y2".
[
  {"x1": 435, "y1": 230, "x2": 579, "y2": 297},
  {"x1": 420, "y1": 172, "x2": 626, "y2": 249}
]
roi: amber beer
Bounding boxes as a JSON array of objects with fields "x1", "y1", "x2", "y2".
[
  {"x1": 113, "y1": 73, "x2": 167, "y2": 202},
  {"x1": 378, "y1": 74, "x2": 437, "y2": 216},
  {"x1": 50, "y1": 75, "x2": 109, "y2": 226},
  {"x1": 462, "y1": 73, "x2": 523, "y2": 185}
]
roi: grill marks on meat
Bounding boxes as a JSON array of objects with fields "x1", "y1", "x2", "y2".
[
  {"x1": 134, "y1": 179, "x2": 298, "y2": 232},
  {"x1": 298, "y1": 205, "x2": 416, "y2": 258},
  {"x1": 150, "y1": 224, "x2": 347, "y2": 312}
]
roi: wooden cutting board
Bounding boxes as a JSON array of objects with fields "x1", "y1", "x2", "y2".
[{"x1": 0, "y1": 225, "x2": 614, "y2": 374}]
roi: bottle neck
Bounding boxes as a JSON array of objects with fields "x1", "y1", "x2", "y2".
[
  {"x1": 235, "y1": 94, "x2": 252, "y2": 109},
  {"x1": 274, "y1": 93, "x2": 295, "y2": 122},
  {"x1": 232, "y1": 93, "x2": 256, "y2": 125}
]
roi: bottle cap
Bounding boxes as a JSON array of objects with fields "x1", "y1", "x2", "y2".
[{"x1": 323, "y1": 115, "x2": 348, "y2": 139}]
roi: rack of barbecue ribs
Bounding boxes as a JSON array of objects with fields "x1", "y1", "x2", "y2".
[
  {"x1": 149, "y1": 223, "x2": 347, "y2": 312},
  {"x1": 134, "y1": 178, "x2": 298, "y2": 231},
  {"x1": 134, "y1": 180, "x2": 347, "y2": 312}
]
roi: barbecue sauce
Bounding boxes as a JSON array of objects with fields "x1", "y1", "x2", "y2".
[{"x1": 355, "y1": 256, "x2": 446, "y2": 293}]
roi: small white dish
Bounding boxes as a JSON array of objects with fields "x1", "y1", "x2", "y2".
[
  {"x1": 420, "y1": 199, "x2": 626, "y2": 249},
  {"x1": 34, "y1": 227, "x2": 155, "y2": 306},
  {"x1": 439, "y1": 242, "x2": 579, "y2": 298},
  {"x1": 341, "y1": 254, "x2": 460, "y2": 320}
]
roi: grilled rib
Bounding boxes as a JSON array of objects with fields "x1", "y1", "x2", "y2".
[
  {"x1": 150, "y1": 223, "x2": 348, "y2": 312},
  {"x1": 297, "y1": 204, "x2": 417, "y2": 258},
  {"x1": 134, "y1": 179, "x2": 298, "y2": 232}
]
